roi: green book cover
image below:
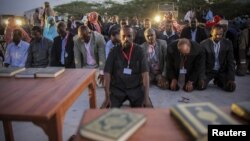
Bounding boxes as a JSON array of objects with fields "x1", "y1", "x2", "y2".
[
  {"x1": 0, "y1": 67, "x2": 25, "y2": 77},
  {"x1": 231, "y1": 101, "x2": 250, "y2": 121},
  {"x1": 80, "y1": 109, "x2": 146, "y2": 141},
  {"x1": 170, "y1": 102, "x2": 239, "y2": 141}
]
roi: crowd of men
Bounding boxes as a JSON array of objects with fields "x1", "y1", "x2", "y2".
[{"x1": 0, "y1": 1, "x2": 250, "y2": 108}]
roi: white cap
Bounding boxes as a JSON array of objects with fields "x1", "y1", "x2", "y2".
[{"x1": 81, "y1": 16, "x2": 88, "y2": 24}]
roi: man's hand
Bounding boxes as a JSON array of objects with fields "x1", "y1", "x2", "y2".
[
  {"x1": 98, "y1": 74, "x2": 104, "y2": 86},
  {"x1": 184, "y1": 81, "x2": 193, "y2": 92},
  {"x1": 170, "y1": 79, "x2": 178, "y2": 91},
  {"x1": 157, "y1": 75, "x2": 169, "y2": 89},
  {"x1": 100, "y1": 97, "x2": 111, "y2": 109},
  {"x1": 142, "y1": 97, "x2": 153, "y2": 108}
]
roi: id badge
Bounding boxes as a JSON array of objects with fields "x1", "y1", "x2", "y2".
[
  {"x1": 180, "y1": 68, "x2": 187, "y2": 74},
  {"x1": 65, "y1": 52, "x2": 68, "y2": 58},
  {"x1": 123, "y1": 68, "x2": 132, "y2": 75}
]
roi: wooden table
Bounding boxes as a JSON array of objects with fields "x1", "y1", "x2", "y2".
[
  {"x1": 74, "y1": 108, "x2": 245, "y2": 141},
  {"x1": 74, "y1": 109, "x2": 192, "y2": 141},
  {"x1": 0, "y1": 69, "x2": 96, "y2": 141}
]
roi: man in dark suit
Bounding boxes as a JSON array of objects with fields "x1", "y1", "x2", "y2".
[
  {"x1": 200, "y1": 24, "x2": 236, "y2": 92},
  {"x1": 159, "y1": 20, "x2": 179, "y2": 45},
  {"x1": 167, "y1": 38, "x2": 204, "y2": 92},
  {"x1": 50, "y1": 22, "x2": 75, "y2": 68},
  {"x1": 180, "y1": 18, "x2": 207, "y2": 43}
]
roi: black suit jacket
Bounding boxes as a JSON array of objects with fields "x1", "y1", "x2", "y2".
[
  {"x1": 166, "y1": 40, "x2": 204, "y2": 82},
  {"x1": 51, "y1": 33, "x2": 75, "y2": 68},
  {"x1": 200, "y1": 38, "x2": 235, "y2": 81},
  {"x1": 159, "y1": 32, "x2": 179, "y2": 45},
  {"x1": 180, "y1": 26, "x2": 207, "y2": 43}
]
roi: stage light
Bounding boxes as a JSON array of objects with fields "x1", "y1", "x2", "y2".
[
  {"x1": 154, "y1": 15, "x2": 161, "y2": 23},
  {"x1": 15, "y1": 19, "x2": 22, "y2": 26}
]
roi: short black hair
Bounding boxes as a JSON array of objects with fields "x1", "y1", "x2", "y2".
[
  {"x1": 78, "y1": 25, "x2": 90, "y2": 32},
  {"x1": 110, "y1": 30, "x2": 119, "y2": 36},
  {"x1": 13, "y1": 29, "x2": 22, "y2": 37},
  {"x1": 57, "y1": 21, "x2": 66, "y2": 29},
  {"x1": 121, "y1": 25, "x2": 132, "y2": 30},
  {"x1": 120, "y1": 18, "x2": 128, "y2": 26},
  {"x1": 32, "y1": 26, "x2": 42, "y2": 33},
  {"x1": 120, "y1": 25, "x2": 134, "y2": 37}
]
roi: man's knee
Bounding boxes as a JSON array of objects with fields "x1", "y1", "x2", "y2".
[
  {"x1": 128, "y1": 88, "x2": 145, "y2": 107},
  {"x1": 196, "y1": 80, "x2": 208, "y2": 91},
  {"x1": 110, "y1": 93, "x2": 126, "y2": 108},
  {"x1": 110, "y1": 97, "x2": 123, "y2": 108},
  {"x1": 130, "y1": 99, "x2": 144, "y2": 108},
  {"x1": 224, "y1": 81, "x2": 236, "y2": 92}
]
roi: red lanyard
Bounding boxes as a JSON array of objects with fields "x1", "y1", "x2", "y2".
[{"x1": 122, "y1": 43, "x2": 134, "y2": 68}]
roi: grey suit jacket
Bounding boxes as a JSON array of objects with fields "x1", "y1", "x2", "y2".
[
  {"x1": 73, "y1": 31, "x2": 106, "y2": 70},
  {"x1": 141, "y1": 39, "x2": 167, "y2": 76}
]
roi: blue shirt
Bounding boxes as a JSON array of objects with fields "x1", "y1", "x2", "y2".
[
  {"x1": 205, "y1": 10, "x2": 213, "y2": 21},
  {"x1": 43, "y1": 25, "x2": 58, "y2": 41},
  {"x1": 105, "y1": 40, "x2": 115, "y2": 59},
  {"x1": 213, "y1": 41, "x2": 220, "y2": 70},
  {"x1": 191, "y1": 29, "x2": 197, "y2": 42},
  {"x1": 4, "y1": 40, "x2": 30, "y2": 67}
]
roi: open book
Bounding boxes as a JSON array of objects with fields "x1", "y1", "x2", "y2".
[{"x1": 80, "y1": 109, "x2": 146, "y2": 141}]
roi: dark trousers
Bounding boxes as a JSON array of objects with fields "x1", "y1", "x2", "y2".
[
  {"x1": 204, "y1": 70, "x2": 235, "y2": 92},
  {"x1": 239, "y1": 34, "x2": 250, "y2": 69},
  {"x1": 110, "y1": 86, "x2": 144, "y2": 108}
]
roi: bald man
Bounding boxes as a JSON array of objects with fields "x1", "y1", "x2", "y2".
[
  {"x1": 101, "y1": 26, "x2": 153, "y2": 108},
  {"x1": 166, "y1": 38, "x2": 205, "y2": 92}
]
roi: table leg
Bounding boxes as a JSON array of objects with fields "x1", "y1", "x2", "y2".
[
  {"x1": 47, "y1": 111, "x2": 63, "y2": 141},
  {"x1": 3, "y1": 120, "x2": 14, "y2": 141},
  {"x1": 88, "y1": 75, "x2": 96, "y2": 108},
  {"x1": 33, "y1": 111, "x2": 63, "y2": 141}
]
